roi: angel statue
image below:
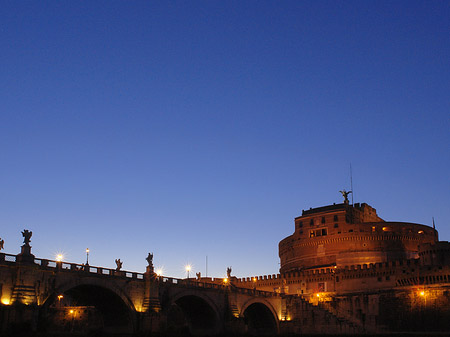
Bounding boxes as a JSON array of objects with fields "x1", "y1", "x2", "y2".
[
  {"x1": 115, "y1": 259, "x2": 123, "y2": 271},
  {"x1": 0, "y1": 238, "x2": 4, "y2": 251},
  {"x1": 339, "y1": 190, "x2": 352, "y2": 204},
  {"x1": 22, "y1": 230, "x2": 32, "y2": 245},
  {"x1": 196, "y1": 272, "x2": 201, "y2": 280},
  {"x1": 226, "y1": 267, "x2": 232, "y2": 279},
  {"x1": 146, "y1": 253, "x2": 153, "y2": 266}
]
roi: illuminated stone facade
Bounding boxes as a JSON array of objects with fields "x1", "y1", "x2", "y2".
[
  {"x1": 279, "y1": 202, "x2": 437, "y2": 272},
  {"x1": 235, "y1": 201, "x2": 450, "y2": 333}
]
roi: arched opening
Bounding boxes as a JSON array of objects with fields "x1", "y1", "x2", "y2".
[
  {"x1": 40, "y1": 284, "x2": 134, "y2": 335},
  {"x1": 243, "y1": 302, "x2": 277, "y2": 336},
  {"x1": 167, "y1": 295, "x2": 220, "y2": 336}
]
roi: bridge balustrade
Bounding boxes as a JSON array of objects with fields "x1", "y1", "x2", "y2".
[
  {"x1": 2, "y1": 253, "x2": 145, "y2": 280},
  {"x1": 2, "y1": 253, "x2": 17, "y2": 263}
]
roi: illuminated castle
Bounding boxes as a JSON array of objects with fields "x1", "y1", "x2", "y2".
[
  {"x1": 235, "y1": 196, "x2": 450, "y2": 333},
  {"x1": 279, "y1": 201, "x2": 437, "y2": 273}
]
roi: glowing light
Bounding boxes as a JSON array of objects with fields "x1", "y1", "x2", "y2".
[
  {"x1": 57, "y1": 295, "x2": 63, "y2": 300},
  {"x1": 316, "y1": 293, "x2": 320, "y2": 298},
  {"x1": 418, "y1": 230, "x2": 424, "y2": 234},
  {"x1": 253, "y1": 277, "x2": 257, "y2": 282},
  {"x1": 1, "y1": 298, "x2": 10, "y2": 305},
  {"x1": 223, "y1": 278, "x2": 229, "y2": 284},
  {"x1": 156, "y1": 269, "x2": 163, "y2": 276},
  {"x1": 419, "y1": 291, "x2": 425, "y2": 297},
  {"x1": 185, "y1": 264, "x2": 191, "y2": 279},
  {"x1": 56, "y1": 254, "x2": 63, "y2": 262},
  {"x1": 69, "y1": 309, "x2": 74, "y2": 314}
]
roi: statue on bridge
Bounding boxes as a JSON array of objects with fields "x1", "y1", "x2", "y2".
[
  {"x1": 0, "y1": 238, "x2": 4, "y2": 251},
  {"x1": 115, "y1": 259, "x2": 123, "y2": 271},
  {"x1": 146, "y1": 253, "x2": 153, "y2": 267},
  {"x1": 196, "y1": 272, "x2": 201, "y2": 280},
  {"x1": 22, "y1": 230, "x2": 32, "y2": 246},
  {"x1": 227, "y1": 267, "x2": 232, "y2": 279}
]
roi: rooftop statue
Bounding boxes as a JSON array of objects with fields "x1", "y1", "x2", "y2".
[
  {"x1": 339, "y1": 190, "x2": 352, "y2": 204},
  {"x1": 196, "y1": 272, "x2": 201, "y2": 280},
  {"x1": 0, "y1": 238, "x2": 4, "y2": 250},
  {"x1": 227, "y1": 267, "x2": 232, "y2": 279},
  {"x1": 22, "y1": 230, "x2": 32, "y2": 246}
]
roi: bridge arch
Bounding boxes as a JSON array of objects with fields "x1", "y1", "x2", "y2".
[
  {"x1": 167, "y1": 289, "x2": 222, "y2": 335},
  {"x1": 41, "y1": 277, "x2": 137, "y2": 334},
  {"x1": 241, "y1": 298, "x2": 279, "y2": 335},
  {"x1": 47, "y1": 277, "x2": 136, "y2": 311}
]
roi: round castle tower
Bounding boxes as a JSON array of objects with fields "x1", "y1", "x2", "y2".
[{"x1": 279, "y1": 202, "x2": 437, "y2": 273}]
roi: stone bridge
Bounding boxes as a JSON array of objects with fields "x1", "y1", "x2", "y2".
[{"x1": 0, "y1": 249, "x2": 285, "y2": 335}]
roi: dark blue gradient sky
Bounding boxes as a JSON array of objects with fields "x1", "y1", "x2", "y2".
[{"x1": 1, "y1": 1, "x2": 449, "y2": 278}]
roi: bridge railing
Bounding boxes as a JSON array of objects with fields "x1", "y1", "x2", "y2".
[
  {"x1": 35, "y1": 257, "x2": 145, "y2": 280},
  {"x1": 0, "y1": 253, "x2": 144, "y2": 280},
  {"x1": 0, "y1": 253, "x2": 17, "y2": 263},
  {"x1": 158, "y1": 275, "x2": 280, "y2": 297}
]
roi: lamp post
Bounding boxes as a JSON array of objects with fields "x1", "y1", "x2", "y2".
[
  {"x1": 85, "y1": 248, "x2": 90, "y2": 266},
  {"x1": 57, "y1": 295, "x2": 63, "y2": 309},
  {"x1": 185, "y1": 265, "x2": 191, "y2": 279}
]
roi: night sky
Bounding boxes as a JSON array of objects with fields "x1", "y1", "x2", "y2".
[{"x1": 1, "y1": 1, "x2": 449, "y2": 279}]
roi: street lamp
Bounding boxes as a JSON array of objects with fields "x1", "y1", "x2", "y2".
[
  {"x1": 56, "y1": 254, "x2": 63, "y2": 262},
  {"x1": 57, "y1": 295, "x2": 63, "y2": 308},
  {"x1": 185, "y1": 265, "x2": 191, "y2": 279},
  {"x1": 85, "y1": 248, "x2": 90, "y2": 266}
]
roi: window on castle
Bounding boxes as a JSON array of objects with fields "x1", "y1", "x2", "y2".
[
  {"x1": 310, "y1": 228, "x2": 328, "y2": 237},
  {"x1": 334, "y1": 215, "x2": 338, "y2": 221},
  {"x1": 321, "y1": 217, "x2": 325, "y2": 224},
  {"x1": 298, "y1": 221, "x2": 303, "y2": 228},
  {"x1": 334, "y1": 223, "x2": 338, "y2": 228},
  {"x1": 310, "y1": 219, "x2": 314, "y2": 226},
  {"x1": 349, "y1": 229, "x2": 354, "y2": 233}
]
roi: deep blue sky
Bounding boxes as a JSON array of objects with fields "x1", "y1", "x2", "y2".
[{"x1": 1, "y1": 1, "x2": 449, "y2": 279}]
